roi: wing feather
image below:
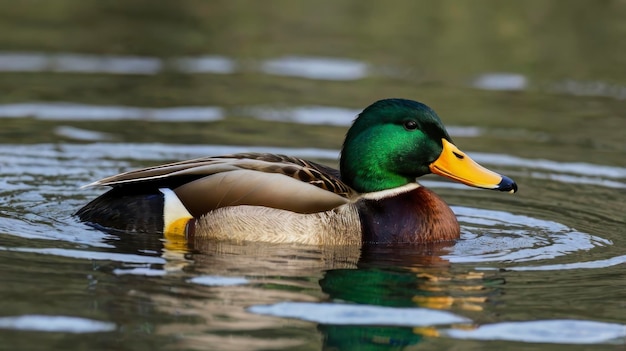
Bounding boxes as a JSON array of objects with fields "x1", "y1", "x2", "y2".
[{"x1": 84, "y1": 153, "x2": 358, "y2": 215}]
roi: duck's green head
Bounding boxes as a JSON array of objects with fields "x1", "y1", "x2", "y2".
[{"x1": 340, "y1": 98, "x2": 517, "y2": 194}]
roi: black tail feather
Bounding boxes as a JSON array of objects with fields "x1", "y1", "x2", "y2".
[{"x1": 76, "y1": 187, "x2": 165, "y2": 233}]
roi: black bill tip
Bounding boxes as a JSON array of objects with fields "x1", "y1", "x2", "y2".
[{"x1": 496, "y1": 176, "x2": 518, "y2": 193}]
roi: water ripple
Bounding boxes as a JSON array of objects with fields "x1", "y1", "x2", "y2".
[
  {"x1": 447, "y1": 206, "x2": 611, "y2": 263},
  {"x1": 471, "y1": 152, "x2": 626, "y2": 179},
  {"x1": 479, "y1": 254, "x2": 626, "y2": 271},
  {"x1": 0, "y1": 247, "x2": 166, "y2": 264}
]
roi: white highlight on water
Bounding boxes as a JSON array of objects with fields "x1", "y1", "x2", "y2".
[
  {"x1": 189, "y1": 276, "x2": 249, "y2": 286},
  {"x1": 0, "y1": 102, "x2": 223, "y2": 122},
  {"x1": 0, "y1": 315, "x2": 115, "y2": 333},
  {"x1": 443, "y1": 319, "x2": 626, "y2": 344},
  {"x1": 259, "y1": 56, "x2": 369, "y2": 80},
  {"x1": 248, "y1": 302, "x2": 470, "y2": 326},
  {"x1": 473, "y1": 73, "x2": 528, "y2": 91}
]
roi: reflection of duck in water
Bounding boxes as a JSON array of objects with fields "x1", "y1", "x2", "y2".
[
  {"x1": 116, "y1": 241, "x2": 500, "y2": 351},
  {"x1": 324, "y1": 244, "x2": 499, "y2": 310},
  {"x1": 77, "y1": 98, "x2": 516, "y2": 246},
  {"x1": 319, "y1": 245, "x2": 505, "y2": 350}
]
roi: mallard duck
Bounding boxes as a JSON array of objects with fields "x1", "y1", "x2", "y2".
[{"x1": 77, "y1": 98, "x2": 517, "y2": 245}]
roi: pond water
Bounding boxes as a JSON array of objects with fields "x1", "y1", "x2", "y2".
[{"x1": 0, "y1": 1, "x2": 625, "y2": 350}]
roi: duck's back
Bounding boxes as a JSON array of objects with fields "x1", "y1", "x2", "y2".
[{"x1": 76, "y1": 153, "x2": 355, "y2": 233}]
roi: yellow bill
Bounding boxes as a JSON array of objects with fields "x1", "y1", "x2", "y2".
[{"x1": 429, "y1": 139, "x2": 517, "y2": 193}]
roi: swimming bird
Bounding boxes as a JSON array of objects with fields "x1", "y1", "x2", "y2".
[{"x1": 76, "y1": 98, "x2": 517, "y2": 245}]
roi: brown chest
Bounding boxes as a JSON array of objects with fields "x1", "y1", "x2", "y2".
[{"x1": 356, "y1": 187, "x2": 460, "y2": 243}]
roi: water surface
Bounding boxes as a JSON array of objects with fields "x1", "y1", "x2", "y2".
[{"x1": 0, "y1": 2, "x2": 625, "y2": 350}]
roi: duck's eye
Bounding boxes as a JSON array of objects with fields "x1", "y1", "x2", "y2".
[{"x1": 403, "y1": 120, "x2": 418, "y2": 131}]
